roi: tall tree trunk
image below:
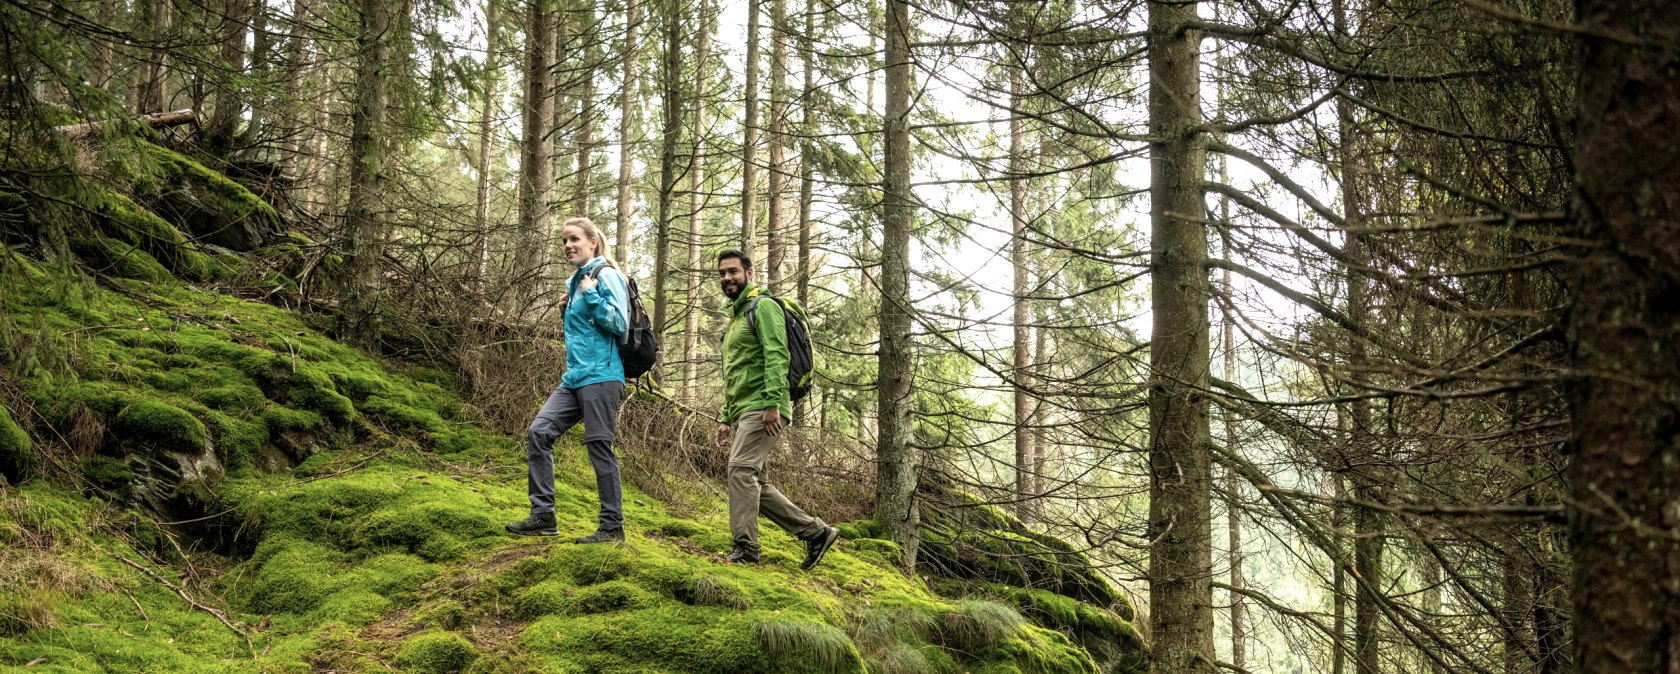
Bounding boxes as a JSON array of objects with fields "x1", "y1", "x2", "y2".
[
  {"x1": 1009, "y1": 64, "x2": 1034, "y2": 522},
  {"x1": 1568, "y1": 1, "x2": 1680, "y2": 672},
  {"x1": 875, "y1": 0, "x2": 918, "y2": 572},
  {"x1": 89, "y1": 0, "x2": 117, "y2": 90},
  {"x1": 207, "y1": 0, "x2": 251, "y2": 154},
  {"x1": 516, "y1": 0, "x2": 557, "y2": 305},
  {"x1": 340, "y1": 0, "x2": 396, "y2": 347},
  {"x1": 614, "y1": 0, "x2": 639, "y2": 264},
  {"x1": 248, "y1": 3, "x2": 272, "y2": 137},
  {"x1": 795, "y1": 0, "x2": 814, "y2": 309},
  {"x1": 739, "y1": 0, "x2": 761, "y2": 255},
  {"x1": 651, "y1": 0, "x2": 682, "y2": 379},
  {"x1": 1333, "y1": 475, "x2": 1349, "y2": 674},
  {"x1": 765, "y1": 0, "x2": 788, "y2": 293},
  {"x1": 1146, "y1": 0, "x2": 1214, "y2": 671},
  {"x1": 1222, "y1": 234, "x2": 1245, "y2": 670},
  {"x1": 571, "y1": 1, "x2": 596, "y2": 216},
  {"x1": 137, "y1": 0, "x2": 172, "y2": 113},
  {"x1": 683, "y1": 0, "x2": 711, "y2": 404},
  {"x1": 474, "y1": 0, "x2": 501, "y2": 291}
]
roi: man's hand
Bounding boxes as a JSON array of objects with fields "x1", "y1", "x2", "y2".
[
  {"x1": 714, "y1": 423, "x2": 731, "y2": 448},
  {"x1": 580, "y1": 274, "x2": 599, "y2": 293},
  {"x1": 761, "y1": 408, "x2": 783, "y2": 436}
]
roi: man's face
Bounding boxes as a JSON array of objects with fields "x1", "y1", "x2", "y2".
[{"x1": 718, "y1": 258, "x2": 750, "y2": 299}]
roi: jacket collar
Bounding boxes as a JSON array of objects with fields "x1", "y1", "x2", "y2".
[
  {"x1": 572, "y1": 256, "x2": 607, "y2": 282},
  {"x1": 729, "y1": 283, "x2": 763, "y2": 315}
]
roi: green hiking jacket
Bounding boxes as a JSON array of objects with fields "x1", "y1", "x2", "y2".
[{"x1": 720, "y1": 283, "x2": 791, "y2": 425}]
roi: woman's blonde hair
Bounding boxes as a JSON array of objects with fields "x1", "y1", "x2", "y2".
[{"x1": 559, "y1": 216, "x2": 620, "y2": 270}]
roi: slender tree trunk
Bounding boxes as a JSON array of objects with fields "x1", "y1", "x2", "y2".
[
  {"x1": 571, "y1": 1, "x2": 596, "y2": 216},
  {"x1": 765, "y1": 0, "x2": 789, "y2": 293},
  {"x1": 340, "y1": 0, "x2": 396, "y2": 347},
  {"x1": 615, "y1": 0, "x2": 640, "y2": 263},
  {"x1": 279, "y1": 0, "x2": 312, "y2": 158},
  {"x1": 1009, "y1": 64, "x2": 1034, "y2": 522},
  {"x1": 248, "y1": 3, "x2": 272, "y2": 137},
  {"x1": 1333, "y1": 474, "x2": 1349, "y2": 674},
  {"x1": 1222, "y1": 238, "x2": 1245, "y2": 671},
  {"x1": 1145, "y1": 0, "x2": 1214, "y2": 670},
  {"x1": 875, "y1": 0, "x2": 918, "y2": 572},
  {"x1": 516, "y1": 0, "x2": 557, "y2": 305},
  {"x1": 683, "y1": 0, "x2": 711, "y2": 404},
  {"x1": 89, "y1": 0, "x2": 118, "y2": 90},
  {"x1": 795, "y1": 0, "x2": 814, "y2": 309},
  {"x1": 474, "y1": 0, "x2": 501, "y2": 291},
  {"x1": 651, "y1": 0, "x2": 682, "y2": 377},
  {"x1": 739, "y1": 0, "x2": 761, "y2": 255},
  {"x1": 1568, "y1": 1, "x2": 1680, "y2": 672},
  {"x1": 207, "y1": 0, "x2": 252, "y2": 154},
  {"x1": 137, "y1": 0, "x2": 172, "y2": 113}
]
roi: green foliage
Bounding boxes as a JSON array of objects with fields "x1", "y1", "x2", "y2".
[
  {"x1": 551, "y1": 543, "x2": 636, "y2": 585},
  {"x1": 691, "y1": 574, "x2": 752, "y2": 610},
  {"x1": 394, "y1": 631, "x2": 479, "y2": 674}
]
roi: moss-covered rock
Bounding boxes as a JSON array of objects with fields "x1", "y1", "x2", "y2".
[
  {"x1": 69, "y1": 236, "x2": 173, "y2": 283},
  {"x1": 394, "y1": 630, "x2": 479, "y2": 674},
  {"x1": 134, "y1": 143, "x2": 280, "y2": 251},
  {"x1": 115, "y1": 399, "x2": 205, "y2": 450},
  {"x1": 0, "y1": 404, "x2": 33, "y2": 484}
]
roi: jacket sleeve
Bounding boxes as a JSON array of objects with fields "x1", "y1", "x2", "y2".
[
  {"x1": 581, "y1": 267, "x2": 630, "y2": 338},
  {"x1": 754, "y1": 299, "x2": 791, "y2": 408}
]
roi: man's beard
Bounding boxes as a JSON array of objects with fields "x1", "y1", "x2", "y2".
[{"x1": 721, "y1": 281, "x2": 742, "y2": 299}]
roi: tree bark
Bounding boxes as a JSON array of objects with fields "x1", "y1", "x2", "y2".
[
  {"x1": 651, "y1": 0, "x2": 683, "y2": 380},
  {"x1": 615, "y1": 0, "x2": 640, "y2": 264},
  {"x1": 137, "y1": 0, "x2": 172, "y2": 113},
  {"x1": 340, "y1": 0, "x2": 397, "y2": 347},
  {"x1": 739, "y1": 0, "x2": 761, "y2": 255},
  {"x1": 875, "y1": 0, "x2": 918, "y2": 572},
  {"x1": 765, "y1": 0, "x2": 789, "y2": 293},
  {"x1": 474, "y1": 0, "x2": 501, "y2": 292},
  {"x1": 1145, "y1": 0, "x2": 1215, "y2": 671},
  {"x1": 571, "y1": 1, "x2": 597, "y2": 216},
  {"x1": 515, "y1": 0, "x2": 557, "y2": 306},
  {"x1": 89, "y1": 0, "x2": 118, "y2": 90},
  {"x1": 1568, "y1": 1, "x2": 1680, "y2": 672},
  {"x1": 1009, "y1": 63, "x2": 1034, "y2": 523},
  {"x1": 207, "y1": 0, "x2": 252, "y2": 155}
]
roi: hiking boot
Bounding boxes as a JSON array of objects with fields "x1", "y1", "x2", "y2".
[
  {"x1": 506, "y1": 512, "x2": 558, "y2": 536},
  {"x1": 725, "y1": 545, "x2": 760, "y2": 564},
  {"x1": 575, "y1": 528, "x2": 625, "y2": 544},
  {"x1": 801, "y1": 526, "x2": 840, "y2": 571}
]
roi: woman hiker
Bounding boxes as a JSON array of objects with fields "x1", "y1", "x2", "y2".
[{"x1": 505, "y1": 216, "x2": 631, "y2": 544}]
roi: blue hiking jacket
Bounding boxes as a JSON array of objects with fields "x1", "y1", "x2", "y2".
[{"x1": 561, "y1": 257, "x2": 630, "y2": 389}]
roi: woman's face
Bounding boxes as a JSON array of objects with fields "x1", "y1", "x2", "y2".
[{"x1": 561, "y1": 225, "x2": 596, "y2": 267}]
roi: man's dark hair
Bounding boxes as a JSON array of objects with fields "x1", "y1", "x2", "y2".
[{"x1": 718, "y1": 249, "x2": 753, "y2": 271}]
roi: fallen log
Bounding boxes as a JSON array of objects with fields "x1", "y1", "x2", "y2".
[{"x1": 55, "y1": 109, "x2": 197, "y2": 140}]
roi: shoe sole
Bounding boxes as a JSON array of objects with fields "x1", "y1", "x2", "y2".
[
  {"x1": 507, "y1": 527, "x2": 559, "y2": 536},
  {"x1": 801, "y1": 528, "x2": 840, "y2": 570}
]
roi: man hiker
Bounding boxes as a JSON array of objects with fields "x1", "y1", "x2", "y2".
[{"x1": 712, "y1": 249, "x2": 839, "y2": 568}]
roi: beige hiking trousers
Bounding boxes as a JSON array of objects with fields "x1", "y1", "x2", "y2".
[{"x1": 727, "y1": 411, "x2": 827, "y2": 551}]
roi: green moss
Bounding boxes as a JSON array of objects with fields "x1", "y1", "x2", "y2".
[
  {"x1": 245, "y1": 539, "x2": 340, "y2": 614},
  {"x1": 690, "y1": 574, "x2": 752, "y2": 610},
  {"x1": 196, "y1": 383, "x2": 266, "y2": 414},
  {"x1": 313, "y1": 589, "x2": 391, "y2": 627},
  {"x1": 115, "y1": 399, "x2": 205, "y2": 449},
  {"x1": 523, "y1": 606, "x2": 768, "y2": 673},
  {"x1": 394, "y1": 631, "x2": 479, "y2": 674},
  {"x1": 285, "y1": 366, "x2": 355, "y2": 423},
  {"x1": 78, "y1": 455, "x2": 134, "y2": 489},
  {"x1": 657, "y1": 518, "x2": 705, "y2": 538},
  {"x1": 69, "y1": 236, "x2": 173, "y2": 283},
  {"x1": 552, "y1": 543, "x2": 636, "y2": 586},
  {"x1": 0, "y1": 404, "x2": 33, "y2": 484},
  {"x1": 263, "y1": 404, "x2": 323, "y2": 432},
  {"x1": 357, "y1": 501, "x2": 497, "y2": 561},
  {"x1": 413, "y1": 599, "x2": 468, "y2": 630}
]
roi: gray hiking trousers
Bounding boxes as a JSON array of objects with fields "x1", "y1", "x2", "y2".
[{"x1": 526, "y1": 380, "x2": 625, "y2": 531}]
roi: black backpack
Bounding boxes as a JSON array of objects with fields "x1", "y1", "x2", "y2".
[
  {"x1": 745, "y1": 295, "x2": 815, "y2": 402},
  {"x1": 578, "y1": 266, "x2": 660, "y2": 380}
]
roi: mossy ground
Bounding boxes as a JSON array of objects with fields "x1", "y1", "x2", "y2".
[{"x1": 0, "y1": 164, "x2": 1138, "y2": 671}]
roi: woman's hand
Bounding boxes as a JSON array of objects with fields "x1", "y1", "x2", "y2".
[{"x1": 580, "y1": 274, "x2": 599, "y2": 293}]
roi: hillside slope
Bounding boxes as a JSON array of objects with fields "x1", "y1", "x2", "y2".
[{"x1": 0, "y1": 138, "x2": 1145, "y2": 674}]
